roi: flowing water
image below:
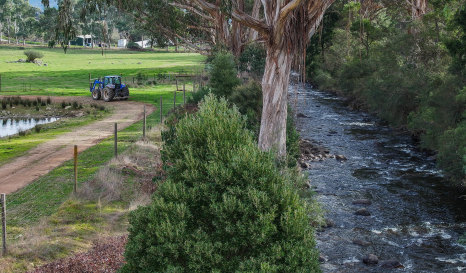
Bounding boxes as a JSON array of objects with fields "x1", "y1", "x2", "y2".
[
  {"x1": 0, "y1": 117, "x2": 59, "y2": 138},
  {"x1": 291, "y1": 83, "x2": 466, "y2": 273}
]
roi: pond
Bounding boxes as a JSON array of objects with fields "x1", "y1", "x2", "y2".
[{"x1": 0, "y1": 117, "x2": 59, "y2": 138}]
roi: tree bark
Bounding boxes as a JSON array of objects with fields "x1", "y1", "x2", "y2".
[
  {"x1": 231, "y1": 0, "x2": 244, "y2": 57},
  {"x1": 411, "y1": 0, "x2": 427, "y2": 19},
  {"x1": 258, "y1": 49, "x2": 293, "y2": 157},
  {"x1": 248, "y1": 0, "x2": 262, "y2": 42}
]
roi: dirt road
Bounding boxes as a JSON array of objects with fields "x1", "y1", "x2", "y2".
[{"x1": 0, "y1": 96, "x2": 155, "y2": 194}]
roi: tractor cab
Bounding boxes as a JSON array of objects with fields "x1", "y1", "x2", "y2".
[
  {"x1": 103, "y1": 76, "x2": 121, "y2": 89},
  {"x1": 90, "y1": 75, "x2": 129, "y2": 102}
]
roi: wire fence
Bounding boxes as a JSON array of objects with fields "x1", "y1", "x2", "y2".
[
  {"x1": 0, "y1": 70, "x2": 209, "y2": 95},
  {"x1": 0, "y1": 72, "x2": 208, "y2": 255}
]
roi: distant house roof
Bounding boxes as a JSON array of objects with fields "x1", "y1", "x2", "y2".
[{"x1": 77, "y1": 35, "x2": 93, "y2": 39}]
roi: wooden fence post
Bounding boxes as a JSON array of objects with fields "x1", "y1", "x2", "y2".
[
  {"x1": 160, "y1": 97, "x2": 163, "y2": 123},
  {"x1": 176, "y1": 79, "x2": 179, "y2": 91},
  {"x1": 74, "y1": 145, "x2": 78, "y2": 193},
  {"x1": 173, "y1": 91, "x2": 176, "y2": 110},
  {"x1": 114, "y1": 123, "x2": 118, "y2": 157},
  {"x1": 89, "y1": 73, "x2": 91, "y2": 83},
  {"x1": 183, "y1": 83, "x2": 186, "y2": 104},
  {"x1": 1, "y1": 193, "x2": 6, "y2": 256},
  {"x1": 143, "y1": 106, "x2": 146, "y2": 138}
]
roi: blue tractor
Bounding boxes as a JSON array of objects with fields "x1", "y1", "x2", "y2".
[{"x1": 90, "y1": 76, "x2": 129, "y2": 102}]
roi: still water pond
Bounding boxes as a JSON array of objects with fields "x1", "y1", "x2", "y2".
[{"x1": 0, "y1": 117, "x2": 59, "y2": 138}]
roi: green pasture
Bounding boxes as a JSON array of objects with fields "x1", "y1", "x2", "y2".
[{"x1": 0, "y1": 46, "x2": 205, "y2": 96}]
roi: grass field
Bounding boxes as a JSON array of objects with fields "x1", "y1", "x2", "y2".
[{"x1": 0, "y1": 46, "x2": 205, "y2": 96}]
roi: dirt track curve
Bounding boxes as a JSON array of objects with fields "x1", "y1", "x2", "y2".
[{"x1": 0, "y1": 96, "x2": 155, "y2": 194}]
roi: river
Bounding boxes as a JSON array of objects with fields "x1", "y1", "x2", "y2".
[{"x1": 291, "y1": 83, "x2": 466, "y2": 273}]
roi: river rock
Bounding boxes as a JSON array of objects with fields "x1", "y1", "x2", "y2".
[
  {"x1": 353, "y1": 239, "x2": 371, "y2": 246},
  {"x1": 352, "y1": 199, "x2": 372, "y2": 206},
  {"x1": 300, "y1": 162, "x2": 310, "y2": 169},
  {"x1": 336, "y1": 155, "x2": 347, "y2": 161},
  {"x1": 355, "y1": 208, "x2": 371, "y2": 216},
  {"x1": 297, "y1": 113, "x2": 309, "y2": 118},
  {"x1": 319, "y1": 254, "x2": 328, "y2": 263},
  {"x1": 363, "y1": 254, "x2": 379, "y2": 265},
  {"x1": 325, "y1": 219, "x2": 335, "y2": 228},
  {"x1": 65, "y1": 105, "x2": 72, "y2": 110},
  {"x1": 380, "y1": 260, "x2": 404, "y2": 269}
]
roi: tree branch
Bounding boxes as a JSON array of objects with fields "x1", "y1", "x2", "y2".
[
  {"x1": 169, "y1": 2, "x2": 213, "y2": 21},
  {"x1": 190, "y1": 0, "x2": 269, "y2": 35},
  {"x1": 279, "y1": 0, "x2": 304, "y2": 23}
]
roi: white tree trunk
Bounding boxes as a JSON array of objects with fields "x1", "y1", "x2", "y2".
[
  {"x1": 258, "y1": 48, "x2": 293, "y2": 157},
  {"x1": 411, "y1": 0, "x2": 427, "y2": 19}
]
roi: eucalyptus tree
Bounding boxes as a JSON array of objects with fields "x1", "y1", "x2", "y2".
[
  {"x1": 0, "y1": 0, "x2": 14, "y2": 43},
  {"x1": 15, "y1": 1, "x2": 40, "y2": 45},
  {"x1": 38, "y1": 7, "x2": 59, "y2": 44},
  {"x1": 184, "y1": 0, "x2": 335, "y2": 157},
  {"x1": 55, "y1": 0, "x2": 77, "y2": 53}
]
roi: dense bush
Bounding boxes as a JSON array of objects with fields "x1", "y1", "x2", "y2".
[
  {"x1": 239, "y1": 43, "x2": 266, "y2": 79},
  {"x1": 121, "y1": 95, "x2": 321, "y2": 273},
  {"x1": 209, "y1": 52, "x2": 241, "y2": 98},
  {"x1": 126, "y1": 42, "x2": 141, "y2": 50},
  {"x1": 188, "y1": 86, "x2": 211, "y2": 104},
  {"x1": 24, "y1": 50, "x2": 44, "y2": 63},
  {"x1": 229, "y1": 80, "x2": 262, "y2": 133}
]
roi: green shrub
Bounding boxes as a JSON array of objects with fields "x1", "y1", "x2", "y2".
[
  {"x1": 239, "y1": 43, "x2": 266, "y2": 79},
  {"x1": 229, "y1": 80, "x2": 262, "y2": 134},
  {"x1": 437, "y1": 122, "x2": 466, "y2": 184},
  {"x1": 286, "y1": 110, "x2": 301, "y2": 168},
  {"x1": 209, "y1": 52, "x2": 241, "y2": 98},
  {"x1": 24, "y1": 50, "x2": 44, "y2": 63},
  {"x1": 188, "y1": 86, "x2": 211, "y2": 104},
  {"x1": 34, "y1": 125, "x2": 42, "y2": 133},
  {"x1": 122, "y1": 95, "x2": 320, "y2": 273},
  {"x1": 127, "y1": 42, "x2": 141, "y2": 50}
]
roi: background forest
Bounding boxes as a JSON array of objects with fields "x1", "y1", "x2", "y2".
[{"x1": 306, "y1": 0, "x2": 465, "y2": 185}]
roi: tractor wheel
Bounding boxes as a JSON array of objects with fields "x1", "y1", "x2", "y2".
[
  {"x1": 121, "y1": 86, "x2": 129, "y2": 97},
  {"x1": 92, "y1": 88, "x2": 101, "y2": 100},
  {"x1": 103, "y1": 87, "x2": 115, "y2": 102}
]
